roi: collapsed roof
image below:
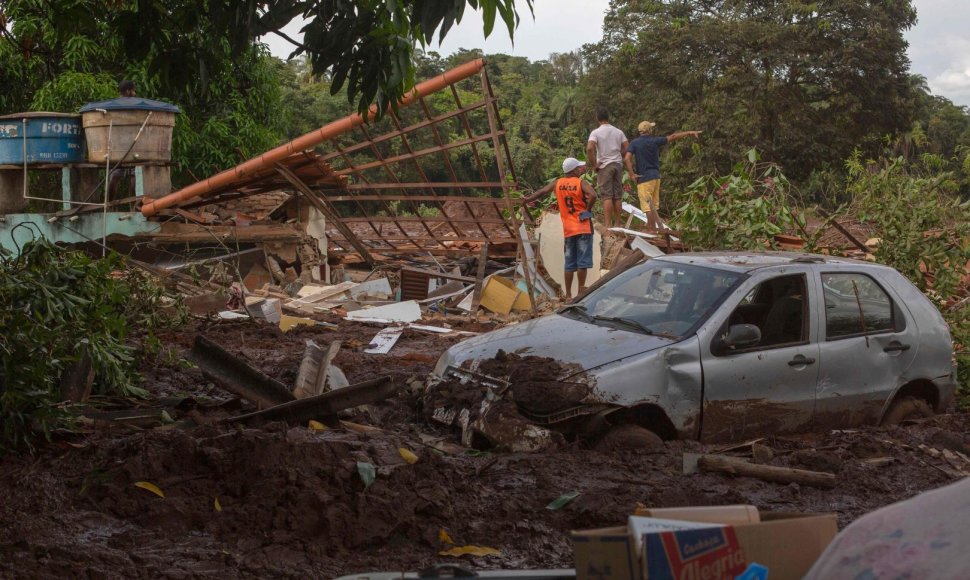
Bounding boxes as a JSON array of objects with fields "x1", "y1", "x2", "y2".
[{"x1": 141, "y1": 59, "x2": 525, "y2": 261}]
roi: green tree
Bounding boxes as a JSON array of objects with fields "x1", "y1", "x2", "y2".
[
  {"x1": 581, "y1": 0, "x2": 919, "y2": 187},
  {"x1": 211, "y1": 0, "x2": 535, "y2": 118}
]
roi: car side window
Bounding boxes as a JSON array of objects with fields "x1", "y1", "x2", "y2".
[
  {"x1": 822, "y1": 273, "x2": 896, "y2": 339},
  {"x1": 724, "y1": 274, "x2": 808, "y2": 350}
]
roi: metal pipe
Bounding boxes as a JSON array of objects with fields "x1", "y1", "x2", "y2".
[
  {"x1": 141, "y1": 58, "x2": 487, "y2": 217},
  {"x1": 103, "y1": 118, "x2": 112, "y2": 256}
]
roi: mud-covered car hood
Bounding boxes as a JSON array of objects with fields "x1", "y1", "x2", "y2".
[{"x1": 434, "y1": 313, "x2": 675, "y2": 378}]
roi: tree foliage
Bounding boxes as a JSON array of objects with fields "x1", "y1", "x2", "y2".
[
  {"x1": 0, "y1": 234, "x2": 184, "y2": 451},
  {"x1": 671, "y1": 150, "x2": 804, "y2": 250},
  {"x1": 0, "y1": 0, "x2": 286, "y2": 185},
  {"x1": 581, "y1": 0, "x2": 919, "y2": 187}
]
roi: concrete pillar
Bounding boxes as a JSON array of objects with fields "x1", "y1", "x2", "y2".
[{"x1": 0, "y1": 169, "x2": 26, "y2": 214}]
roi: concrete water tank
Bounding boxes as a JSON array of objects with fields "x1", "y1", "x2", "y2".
[
  {"x1": 0, "y1": 112, "x2": 86, "y2": 165},
  {"x1": 79, "y1": 97, "x2": 180, "y2": 163}
]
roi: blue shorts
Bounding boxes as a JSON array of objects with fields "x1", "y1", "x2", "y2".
[{"x1": 564, "y1": 233, "x2": 593, "y2": 272}]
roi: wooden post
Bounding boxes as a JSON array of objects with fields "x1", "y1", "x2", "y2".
[
  {"x1": 818, "y1": 208, "x2": 869, "y2": 253},
  {"x1": 312, "y1": 340, "x2": 342, "y2": 397},
  {"x1": 697, "y1": 455, "x2": 836, "y2": 489},
  {"x1": 275, "y1": 163, "x2": 376, "y2": 268},
  {"x1": 480, "y1": 69, "x2": 538, "y2": 317},
  {"x1": 470, "y1": 242, "x2": 489, "y2": 313}
]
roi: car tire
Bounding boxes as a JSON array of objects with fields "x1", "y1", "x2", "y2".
[
  {"x1": 882, "y1": 396, "x2": 933, "y2": 426},
  {"x1": 594, "y1": 424, "x2": 663, "y2": 451}
]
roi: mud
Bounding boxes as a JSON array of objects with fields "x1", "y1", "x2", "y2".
[
  {"x1": 2, "y1": 318, "x2": 969, "y2": 577},
  {"x1": 481, "y1": 351, "x2": 591, "y2": 414}
]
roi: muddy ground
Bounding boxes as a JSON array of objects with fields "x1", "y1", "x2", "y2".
[{"x1": 1, "y1": 316, "x2": 968, "y2": 578}]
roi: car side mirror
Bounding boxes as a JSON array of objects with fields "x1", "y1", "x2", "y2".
[{"x1": 717, "y1": 324, "x2": 761, "y2": 352}]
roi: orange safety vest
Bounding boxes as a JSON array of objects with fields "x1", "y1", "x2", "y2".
[{"x1": 555, "y1": 176, "x2": 592, "y2": 238}]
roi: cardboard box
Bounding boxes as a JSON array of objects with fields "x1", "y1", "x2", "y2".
[
  {"x1": 573, "y1": 527, "x2": 638, "y2": 580},
  {"x1": 573, "y1": 507, "x2": 837, "y2": 580}
]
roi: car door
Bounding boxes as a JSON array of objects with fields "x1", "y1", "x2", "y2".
[
  {"x1": 812, "y1": 269, "x2": 919, "y2": 427},
  {"x1": 697, "y1": 268, "x2": 821, "y2": 442}
]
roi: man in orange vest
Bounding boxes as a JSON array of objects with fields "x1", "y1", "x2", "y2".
[{"x1": 522, "y1": 157, "x2": 597, "y2": 299}]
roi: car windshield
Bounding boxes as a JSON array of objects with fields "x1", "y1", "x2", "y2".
[{"x1": 564, "y1": 261, "x2": 744, "y2": 337}]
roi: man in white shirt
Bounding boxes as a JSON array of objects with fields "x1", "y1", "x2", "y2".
[{"x1": 586, "y1": 108, "x2": 628, "y2": 228}]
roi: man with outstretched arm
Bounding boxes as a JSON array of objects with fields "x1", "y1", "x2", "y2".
[
  {"x1": 522, "y1": 157, "x2": 597, "y2": 300},
  {"x1": 625, "y1": 121, "x2": 702, "y2": 230}
]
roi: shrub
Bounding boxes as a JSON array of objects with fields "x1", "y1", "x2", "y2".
[{"x1": 0, "y1": 234, "x2": 183, "y2": 451}]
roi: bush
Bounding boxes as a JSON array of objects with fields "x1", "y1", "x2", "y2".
[
  {"x1": 670, "y1": 149, "x2": 805, "y2": 250},
  {"x1": 0, "y1": 234, "x2": 184, "y2": 451}
]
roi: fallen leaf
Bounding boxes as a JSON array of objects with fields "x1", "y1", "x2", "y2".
[
  {"x1": 546, "y1": 490, "x2": 581, "y2": 510},
  {"x1": 438, "y1": 528, "x2": 455, "y2": 545},
  {"x1": 438, "y1": 545, "x2": 501, "y2": 557},
  {"x1": 134, "y1": 481, "x2": 165, "y2": 498},
  {"x1": 214, "y1": 497, "x2": 222, "y2": 512},
  {"x1": 357, "y1": 461, "x2": 376, "y2": 489},
  {"x1": 308, "y1": 420, "x2": 328, "y2": 431},
  {"x1": 399, "y1": 448, "x2": 419, "y2": 464}
]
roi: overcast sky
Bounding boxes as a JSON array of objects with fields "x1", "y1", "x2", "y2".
[{"x1": 264, "y1": 0, "x2": 970, "y2": 107}]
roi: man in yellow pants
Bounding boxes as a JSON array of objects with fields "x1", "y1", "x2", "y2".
[{"x1": 624, "y1": 121, "x2": 702, "y2": 230}]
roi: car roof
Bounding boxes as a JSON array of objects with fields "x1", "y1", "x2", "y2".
[{"x1": 654, "y1": 251, "x2": 888, "y2": 273}]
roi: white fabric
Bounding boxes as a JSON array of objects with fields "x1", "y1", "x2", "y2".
[
  {"x1": 588, "y1": 123, "x2": 627, "y2": 167},
  {"x1": 804, "y1": 477, "x2": 970, "y2": 580}
]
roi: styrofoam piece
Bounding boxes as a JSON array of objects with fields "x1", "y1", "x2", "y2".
[
  {"x1": 407, "y1": 323, "x2": 453, "y2": 334},
  {"x1": 365, "y1": 327, "x2": 405, "y2": 354},
  {"x1": 620, "y1": 202, "x2": 681, "y2": 241},
  {"x1": 456, "y1": 291, "x2": 475, "y2": 312},
  {"x1": 349, "y1": 277, "x2": 393, "y2": 299},
  {"x1": 345, "y1": 300, "x2": 421, "y2": 323},
  {"x1": 218, "y1": 311, "x2": 249, "y2": 320},
  {"x1": 328, "y1": 365, "x2": 349, "y2": 389},
  {"x1": 630, "y1": 236, "x2": 665, "y2": 258},
  {"x1": 609, "y1": 226, "x2": 659, "y2": 239}
]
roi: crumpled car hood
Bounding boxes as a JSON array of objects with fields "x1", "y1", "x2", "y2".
[{"x1": 436, "y1": 313, "x2": 674, "y2": 378}]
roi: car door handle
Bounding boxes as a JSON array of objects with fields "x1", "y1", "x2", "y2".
[
  {"x1": 884, "y1": 343, "x2": 911, "y2": 353},
  {"x1": 788, "y1": 355, "x2": 816, "y2": 366}
]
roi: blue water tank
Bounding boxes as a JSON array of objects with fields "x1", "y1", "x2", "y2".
[{"x1": 0, "y1": 112, "x2": 86, "y2": 165}]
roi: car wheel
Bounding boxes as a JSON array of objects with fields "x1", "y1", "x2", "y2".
[
  {"x1": 881, "y1": 396, "x2": 933, "y2": 426},
  {"x1": 594, "y1": 424, "x2": 663, "y2": 451}
]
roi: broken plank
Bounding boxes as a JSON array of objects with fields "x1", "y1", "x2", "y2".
[
  {"x1": 470, "y1": 242, "x2": 489, "y2": 313},
  {"x1": 817, "y1": 209, "x2": 869, "y2": 253},
  {"x1": 222, "y1": 376, "x2": 394, "y2": 425},
  {"x1": 293, "y1": 341, "x2": 325, "y2": 399},
  {"x1": 313, "y1": 341, "x2": 342, "y2": 396},
  {"x1": 697, "y1": 455, "x2": 836, "y2": 488},
  {"x1": 345, "y1": 300, "x2": 421, "y2": 323},
  {"x1": 365, "y1": 327, "x2": 404, "y2": 354},
  {"x1": 189, "y1": 335, "x2": 295, "y2": 409},
  {"x1": 289, "y1": 281, "x2": 358, "y2": 305}
]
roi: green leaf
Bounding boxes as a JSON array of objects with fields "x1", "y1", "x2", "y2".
[
  {"x1": 482, "y1": 0, "x2": 497, "y2": 37},
  {"x1": 546, "y1": 490, "x2": 581, "y2": 510},
  {"x1": 357, "y1": 461, "x2": 376, "y2": 489}
]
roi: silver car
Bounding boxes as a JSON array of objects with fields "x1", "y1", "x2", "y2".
[{"x1": 427, "y1": 253, "x2": 957, "y2": 450}]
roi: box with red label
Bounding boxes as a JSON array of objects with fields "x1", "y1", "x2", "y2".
[{"x1": 572, "y1": 505, "x2": 837, "y2": 580}]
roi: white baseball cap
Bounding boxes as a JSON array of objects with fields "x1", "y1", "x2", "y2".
[{"x1": 562, "y1": 157, "x2": 587, "y2": 173}]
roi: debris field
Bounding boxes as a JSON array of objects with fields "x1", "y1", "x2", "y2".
[{"x1": 2, "y1": 315, "x2": 969, "y2": 578}]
